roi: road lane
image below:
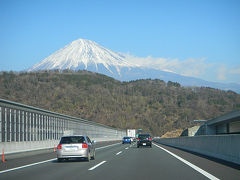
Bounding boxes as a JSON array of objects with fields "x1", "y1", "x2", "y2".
[
  {"x1": 0, "y1": 142, "x2": 239, "y2": 180},
  {"x1": 87, "y1": 143, "x2": 210, "y2": 180},
  {"x1": 0, "y1": 140, "x2": 120, "y2": 171},
  {"x1": 0, "y1": 141, "x2": 126, "y2": 180},
  {"x1": 153, "y1": 143, "x2": 219, "y2": 180},
  {"x1": 153, "y1": 142, "x2": 240, "y2": 180}
]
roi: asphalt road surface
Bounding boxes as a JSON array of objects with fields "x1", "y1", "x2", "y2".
[{"x1": 0, "y1": 141, "x2": 239, "y2": 180}]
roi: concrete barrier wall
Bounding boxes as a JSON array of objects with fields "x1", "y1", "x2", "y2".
[
  {"x1": 0, "y1": 99, "x2": 126, "y2": 155},
  {"x1": 0, "y1": 140, "x2": 59, "y2": 155},
  {"x1": 0, "y1": 137, "x2": 121, "y2": 155},
  {"x1": 154, "y1": 135, "x2": 240, "y2": 165}
]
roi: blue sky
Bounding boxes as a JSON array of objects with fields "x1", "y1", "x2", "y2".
[{"x1": 0, "y1": 0, "x2": 239, "y2": 84}]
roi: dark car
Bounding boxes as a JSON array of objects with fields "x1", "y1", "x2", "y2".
[{"x1": 137, "y1": 134, "x2": 152, "y2": 148}]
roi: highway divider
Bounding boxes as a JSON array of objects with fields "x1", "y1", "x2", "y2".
[{"x1": 154, "y1": 134, "x2": 240, "y2": 165}]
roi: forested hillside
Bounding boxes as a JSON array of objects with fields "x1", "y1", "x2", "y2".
[{"x1": 1, "y1": 70, "x2": 240, "y2": 136}]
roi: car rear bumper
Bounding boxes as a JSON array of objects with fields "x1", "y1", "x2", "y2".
[
  {"x1": 57, "y1": 149, "x2": 88, "y2": 158},
  {"x1": 137, "y1": 142, "x2": 152, "y2": 146}
]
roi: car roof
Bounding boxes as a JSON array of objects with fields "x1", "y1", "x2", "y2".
[{"x1": 61, "y1": 135, "x2": 86, "y2": 138}]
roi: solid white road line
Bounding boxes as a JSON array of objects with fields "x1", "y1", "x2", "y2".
[
  {"x1": 0, "y1": 158, "x2": 57, "y2": 174},
  {"x1": 153, "y1": 143, "x2": 220, "y2": 180},
  {"x1": 88, "y1": 161, "x2": 106, "y2": 171},
  {"x1": 116, "y1": 151, "x2": 122, "y2": 155}
]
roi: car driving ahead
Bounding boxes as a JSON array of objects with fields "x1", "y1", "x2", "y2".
[
  {"x1": 122, "y1": 136, "x2": 131, "y2": 144},
  {"x1": 137, "y1": 133, "x2": 152, "y2": 148},
  {"x1": 57, "y1": 135, "x2": 95, "y2": 162}
]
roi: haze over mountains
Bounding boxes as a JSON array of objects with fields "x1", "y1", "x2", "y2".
[{"x1": 29, "y1": 39, "x2": 240, "y2": 93}]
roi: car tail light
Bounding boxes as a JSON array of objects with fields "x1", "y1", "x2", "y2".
[
  {"x1": 137, "y1": 138, "x2": 139, "y2": 141},
  {"x1": 149, "y1": 138, "x2": 152, "y2": 141},
  {"x1": 82, "y1": 143, "x2": 88, "y2": 148},
  {"x1": 57, "y1": 144, "x2": 62, "y2": 149}
]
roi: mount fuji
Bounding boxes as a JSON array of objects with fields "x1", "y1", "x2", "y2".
[
  {"x1": 29, "y1": 39, "x2": 138, "y2": 78},
  {"x1": 29, "y1": 39, "x2": 240, "y2": 93}
]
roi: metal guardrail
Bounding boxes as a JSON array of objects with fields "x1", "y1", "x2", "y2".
[{"x1": 0, "y1": 99, "x2": 126, "y2": 143}]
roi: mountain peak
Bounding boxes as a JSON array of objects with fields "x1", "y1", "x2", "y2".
[
  {"x1": 29, "y1": 38, "x2": 137, "y2": 74},
  {"x1": 69, "y1": 38, "x2": 98, "y2": 47}
]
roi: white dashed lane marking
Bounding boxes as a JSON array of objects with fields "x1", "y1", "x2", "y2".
[
  {"x1": 88, "y1": 161, "x2": 107, "y2": 171},
  {"x1": 116, "y1": 151, "x2": 122, "y2": 155}
]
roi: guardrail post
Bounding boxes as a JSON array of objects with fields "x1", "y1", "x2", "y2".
[
  {"x1": 33, "y1": 113, "x2": 35, "y2": 141},
  {"x1": 59, "y1": 119, "x2": 61, "y2": 137},
  {"x1": 52, "y1": 117, "x2": 54, "y2": 139},
  {"x1": 53, "y1": 117, "x2": 56, "y2": 140},
  {"x1": 46, "y1": 116, "x2": 48, "y2": 140},
  {"x1": 14, "y1": 109, "x2": 16, "y2": 141},
  {"x1": 49, "y1": 116, "x2": 52, "y2": 140},
  {"x1": 57, "y1": 118, "x2": 60, "y2": 139},
  {"x1": 62, "y1": 119, "x2": 64, "y2": 136},
  {"x1": 18, "y1": 110, "x2": 20, "y2": 142},
  {"x1": 29, "y1": 112, "x2": 32, "y2": 141},
  {"x1": 22, "y1": 111, "x2": 24, "y2": 141},
  {"x1": 43, "y1": 115, "x2": 46, "y2": 140},
  {"x1": 0, "y1": 107, "x2": 2, "y2": 142},
  {"x1": 56, "y1": 118, "x2": 58, "y2": 140},
  {"x1": 9, "y1": 109, "x2": 12, "y2": 142},
  {"x1": 26, "y1": 112, "x2": 29, "y2": 141},
  {"x1": 45, "y1": 115, "x2": 48, "y2": 140},
  {"x1": 42, "y1": 115, "x2": 44, "y2": 140},
  {"x1": 4, "y1": 108, "x2": 7, "y2": 142},
  {"x1": 56, "y1": 118, "x2": 58, "y2": 139},
  {"x1": 48, "y1": 116, "x2": 50, "y2": 140},
  {"x1": 37, "y1": 114, "x2": 39, "y2": 141},
  {"x1": 41, "y1": 115, "x2": 43, "y2": 141},
  {"x1": 39, "y1": 114, "x2": 41, "y2": 141},
  {"x1": 18, "y1": 111, "x2": 20, "y2": 141}
]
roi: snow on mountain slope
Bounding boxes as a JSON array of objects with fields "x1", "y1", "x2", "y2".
[{"x1": 29, "y1": 39, "x2": 138, "y2": 75}]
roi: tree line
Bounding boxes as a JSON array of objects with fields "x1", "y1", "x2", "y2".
[{"x1": 1, "y1": 70, "x2": 240, "y2": 136}]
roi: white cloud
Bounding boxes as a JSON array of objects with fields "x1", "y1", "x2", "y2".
[
  {"x1": 119, "y1": 52, "x2": 240, "y2": 83},
  {"x1": 217, "y1": 65, "x2": 227, "y2": 81},
  {"x1": 122, "y1": 53, "x2": 211, "y2": 78},
  {"x1": 230, "y1": 67, "x2": 240, "y2": 75}
]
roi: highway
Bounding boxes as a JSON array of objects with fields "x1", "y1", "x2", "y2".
[{"x1": 0, "y1": 141, "x2": 239, "y2": 180}]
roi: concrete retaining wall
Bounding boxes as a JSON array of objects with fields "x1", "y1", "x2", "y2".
[
  {"x1": 0, "y1": 137, "x2": 121, "y2": 155},
  {"x1": 154, "y1": 134, "x2": 240, "y2": 165}
]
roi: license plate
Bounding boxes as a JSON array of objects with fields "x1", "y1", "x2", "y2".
[
  {"x1": 143, "y1": 143, "x2": 146, "y2": 145},
  {"x1": 65, "y1": 146, "x2": 78, "y2": 151}
]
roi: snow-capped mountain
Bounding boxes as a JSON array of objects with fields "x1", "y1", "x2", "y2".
[
  {"x1": 29, "y1": 38, "x2": 240, "y2": 93},
  {"x1": 29, "y1": 39, "x2": 138, "y2": 76}
]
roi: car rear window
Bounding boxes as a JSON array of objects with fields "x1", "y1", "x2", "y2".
[
  {"x1": 60, "y1": 136, "x2": 85, "y2": 144},
  {"x1": 139, "y1": 134, "x2": 151, "y2": 140},
  {"x1": 123, "y1": 137, "x2": 130, "y2": 139}
]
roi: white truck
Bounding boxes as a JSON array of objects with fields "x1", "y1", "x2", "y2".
[{"x1": 127, "y1": 129, "x2": 136, "y2": 138}]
